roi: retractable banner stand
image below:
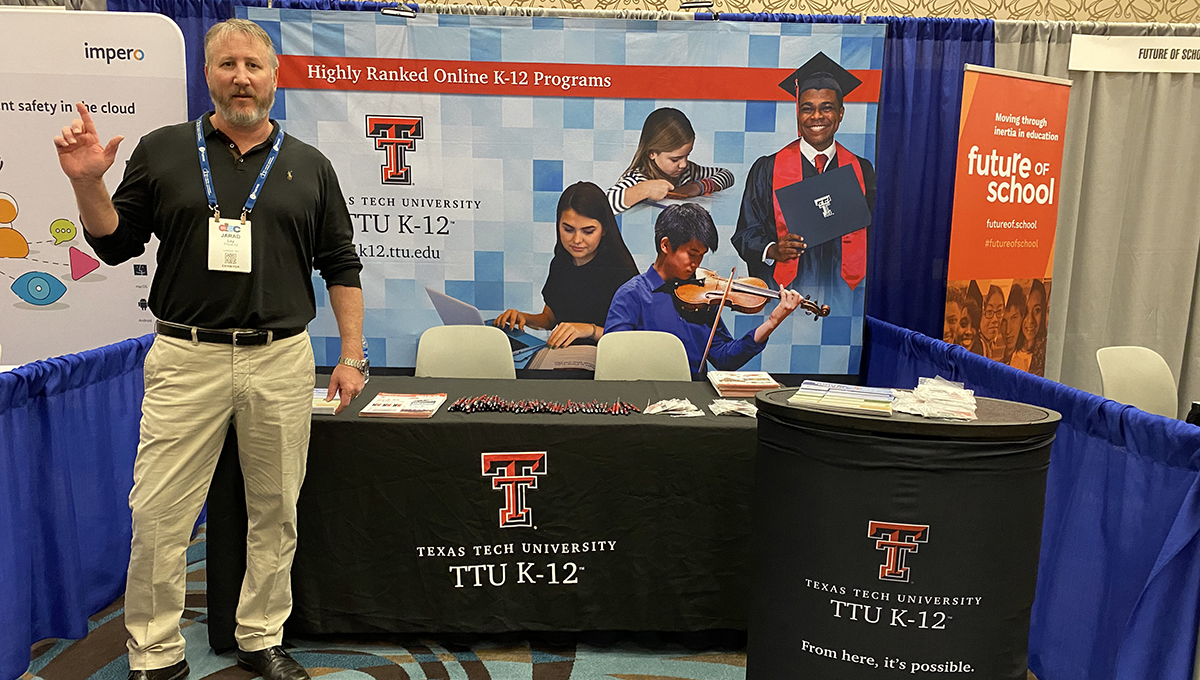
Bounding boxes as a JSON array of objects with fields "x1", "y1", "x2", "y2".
[
  {"x1": 0, "y1": 10, "x2": 185, "y2": 365},
  {"x1": 237, "y1": 7, "x2": 885, "y2": 375},
  {"x1": 942, "y1": 65, "x2": 1070, "y2": 377}
]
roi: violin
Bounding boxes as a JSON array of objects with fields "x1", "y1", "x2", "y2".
[{"x1": 673, "y1": 268, "x2": 831, "y2": 319}]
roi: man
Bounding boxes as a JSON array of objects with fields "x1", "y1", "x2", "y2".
[
  {"x1": 53, "y1": 19, "x2": 364, "y2": 680},
  {"x1": 732, "y1": 52, "x2": 876, "y2": 296},
  {"x1": 605, "y1": 203, "x2": 802, "y2": 374}
]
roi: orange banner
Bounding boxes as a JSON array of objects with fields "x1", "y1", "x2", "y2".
[
  {"x1": 277, "y1": 55, "x2": 881, "y2": 103},
  {"x1": 943, "y1": 66, "x2": 1070, "y2": 376}
]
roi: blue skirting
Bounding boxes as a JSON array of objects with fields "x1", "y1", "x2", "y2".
[
  {"x1": 4, "y1": 325, "x2": 1200, "y2": 680},
  {"x1": 865, "y1": 316, "x2": 1200, "y2": 680},
  {"x1": 0, "y1": 335, "x2": 152, "y2": 680}
]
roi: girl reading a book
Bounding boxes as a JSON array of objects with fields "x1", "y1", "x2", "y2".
[
  {"x1": 607, "y1": 108, "x2": 735, "y2": 214},
  {"x1": 495, "y1": 182, "x2": 639, "y2": 348}
]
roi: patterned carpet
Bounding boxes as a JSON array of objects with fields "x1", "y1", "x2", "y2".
[{"x1": 23, "y1": 527, "x2": 748, "y2": 680}]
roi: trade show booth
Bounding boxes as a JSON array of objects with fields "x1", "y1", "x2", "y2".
[{"x1": 2, "y1": 5, "x2": 1199, "y2": 680}]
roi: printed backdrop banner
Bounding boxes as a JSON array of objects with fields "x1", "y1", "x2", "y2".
[
  {"x1": 943, "y1": 65, "x2": 1070, "y2": 377},
  {"x1": 0, "y1": 10, "x2": 185, "y2": 365},
  {"x1": 239, "y1": 7, "x2": 885, "y2": 374}
]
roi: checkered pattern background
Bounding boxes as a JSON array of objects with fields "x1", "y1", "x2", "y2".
[{"x1": 238, "y1": 6, "x2": 883, "y2": 372}]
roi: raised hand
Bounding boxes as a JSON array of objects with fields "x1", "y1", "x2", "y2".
[{"x1": 54, "y1": 103, "x2": 124, "y2": 182}]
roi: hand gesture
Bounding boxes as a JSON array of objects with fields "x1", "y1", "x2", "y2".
[
  {"x1": 768, "y1": 289, "x2": 804, "y2": 325},
  {"x1": 54, "y1": 103, "x2": 124, "y2": 182},
  {"x1": 494, "y1": 309, "x2": 528, "y2": 332},
  {"x1": 641, "y1": 179, "x2": 674, "y2": 201},
  {"x1": 767, "y1": 233, "x2": 806, "y2": 263},
  {"x1": 325, "y1": 364, "x2": 366, "y2": 415},
  {"x1": 547, "y1": 322, "x2": 594, "y2": 349},
  {"x1": 666, "y1": 181, "x2": 704, "y2": 199}
]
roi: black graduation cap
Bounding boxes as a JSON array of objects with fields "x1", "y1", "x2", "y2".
[{"x1": 777, "y1": 51, "x2": 861, "y2": 102}]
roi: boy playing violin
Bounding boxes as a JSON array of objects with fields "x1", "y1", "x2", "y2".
[{"x1": 604, "y1": 203, "x2": 803, "y2": 374}]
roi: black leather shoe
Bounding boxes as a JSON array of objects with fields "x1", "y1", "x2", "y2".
[
  {"x1": 127, "y1": 660, "x2": 189, "y2": 680},
  {"x1": 236, "y1": 646, "x2": 310, "y2": 680}
]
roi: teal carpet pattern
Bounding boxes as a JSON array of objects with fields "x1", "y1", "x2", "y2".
[{"x1": 23, "y1": 527, "x2": 747, "y2": 680}]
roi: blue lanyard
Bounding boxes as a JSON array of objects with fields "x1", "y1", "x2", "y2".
[{"x1": 195, "y1": 119, "x2": 285, "y2": 221}]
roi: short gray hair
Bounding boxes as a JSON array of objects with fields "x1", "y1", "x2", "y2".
[{"x1": 204, "y1": 19, "x2": 278, "y2": 71}]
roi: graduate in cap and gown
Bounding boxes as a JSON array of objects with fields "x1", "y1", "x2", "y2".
[{"x1": 731, "y1": 52, "x2": 876, "y2": 295}]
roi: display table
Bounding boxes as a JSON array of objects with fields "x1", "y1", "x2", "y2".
[
  {"x1": 747, "y1": 390, "x2": 1060, "y2": 679},
  {"x1": 206, "y1": 376, "x2": 756, "y2": 651}
]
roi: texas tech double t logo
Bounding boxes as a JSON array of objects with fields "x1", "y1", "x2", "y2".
[
  {"x1": 365, "y1": 115, "x2": 424, "y2": 185},
  {"x1": 481, "y1": 452, "x2": 547, "y2": 528},
  {"x1": 867, "y1": 520, "x2": 930, "y2": 583}
]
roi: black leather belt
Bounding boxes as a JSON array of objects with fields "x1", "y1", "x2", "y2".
[{"x1": 155, "y1": 321, "x2": 304, "y2": 346}]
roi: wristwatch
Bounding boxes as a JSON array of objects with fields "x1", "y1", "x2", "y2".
[{"x1": 338, "y1": 355, "x2": 369, "y2": 377}]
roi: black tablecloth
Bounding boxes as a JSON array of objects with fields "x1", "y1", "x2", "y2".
[
  {"x1": 207, "y1": 377, "x2": 756, "y2": 651},
  {"x1": 748, "y1": 391, "x2": 1059, "y2": 679}
]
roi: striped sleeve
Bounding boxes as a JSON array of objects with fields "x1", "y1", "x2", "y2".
[
  {"x1": 607, "y1": 171, "x2": 646, "y2": 214},
  {"x1": 682, "y1": 162, "x2": 736, "y2": 195}
]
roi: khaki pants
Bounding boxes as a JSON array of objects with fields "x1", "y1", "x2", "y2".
[{"x1": 125, "y1": 331, "x2": 314, "y2": 670}]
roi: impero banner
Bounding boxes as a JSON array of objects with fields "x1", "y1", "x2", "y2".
[
  {"x1": 0, "y1": 10, "x2": 185, "y2": 365},
  {"x1": 943, "y1": 65, "x2": 1070, "y2": 377},
  {"x1": 239, "y1": 7, "x2": 885, "y2": 374}
]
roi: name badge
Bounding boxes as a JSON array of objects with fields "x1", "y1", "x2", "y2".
[{"x1": 208, "y1": 217, "x2": 252, "y2": 273}]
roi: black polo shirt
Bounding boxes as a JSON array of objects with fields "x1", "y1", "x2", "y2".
[{"x1": 85, "y1": 113, "x2": 361, "y2": 330}]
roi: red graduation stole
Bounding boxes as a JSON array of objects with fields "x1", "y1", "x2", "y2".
[{"x1": 770, "y1": 140, "x2": 867, "y2": 290}]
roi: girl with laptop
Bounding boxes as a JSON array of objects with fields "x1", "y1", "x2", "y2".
[{"x1": 494, "y1": 182, "x2": 639, "y2": 348}]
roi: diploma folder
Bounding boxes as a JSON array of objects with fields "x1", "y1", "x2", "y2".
[{"x1": 773, "y1": 164, "x2": 871, "y2": 248}]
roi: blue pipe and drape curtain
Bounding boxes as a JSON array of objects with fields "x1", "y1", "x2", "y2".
[
  {"x1": 864, "y1": 17, "x2": 994, "y2": 339},
  {"x1": 866, "y1": 317, "x2": 1200, "y2": 680},
  {"x1": 0, "y1": 337, "x2": 153, "y2": 680}
]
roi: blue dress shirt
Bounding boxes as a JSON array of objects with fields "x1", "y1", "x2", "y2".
[{"x1": 604, "y1": 266, "x2": 768, "y2": 373}]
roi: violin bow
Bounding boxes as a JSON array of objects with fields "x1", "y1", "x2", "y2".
[{"x1": 698, "y1": 267, "x2": 737, "y2": 376}]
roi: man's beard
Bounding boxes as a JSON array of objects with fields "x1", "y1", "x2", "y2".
[{"x1": 211, "y1": 86, "x2": 275, "y2": 129}]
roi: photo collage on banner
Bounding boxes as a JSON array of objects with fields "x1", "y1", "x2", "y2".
[
  {"x1": 945, "y1": 277, "x2": 1050, "y2": 375},
  {"x1": 945, "y1": 66, "x2": 1070, "y2": 377},
  {"x1": 237, "y1": 7, "x2": 884, "y2": 374}
]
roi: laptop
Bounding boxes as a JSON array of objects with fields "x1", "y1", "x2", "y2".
[
  {"x1": 425, "y1": 287, "x2": 545, "y2": 356},
  {"x1": 773, "y1": 164, "x2": 871, "y2": 248}
]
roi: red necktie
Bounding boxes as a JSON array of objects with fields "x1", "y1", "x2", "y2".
[{"x1": 814, "y1": 153, "x2": 827, "y2": 174}]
